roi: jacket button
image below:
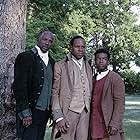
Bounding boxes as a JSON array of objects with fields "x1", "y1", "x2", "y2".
[
  {"x1": 42, "y1": 77, "x2": 44, "y2": 79},
  {"x1": 40, "y1": 85, "x2": 43, "y2": 87}
]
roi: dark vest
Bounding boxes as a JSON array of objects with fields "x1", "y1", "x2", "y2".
[{"x1": 35, "y1": 60, "x2": 53, "y2": 110}]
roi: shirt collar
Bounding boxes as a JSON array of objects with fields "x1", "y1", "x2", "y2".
[
  {"x1": 71, "y1": 55, "x2": 83, "y2": 64},
  {"x1": 96, "y1": 69, "x2": 110, "y2": 80},
  {"x1": 71, "y1": 54, "x2": 83, "y2": 69},
  {"x1": 35, "y1": 45, "x2": 49, "y2": 66},
  {"x1": 35, "y1": 45, "x2": 48, "y2": 58}
]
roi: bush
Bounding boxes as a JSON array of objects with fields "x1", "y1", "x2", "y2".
[{"x1": 121, "y1": 70, "x2": 140, "y2": 95}]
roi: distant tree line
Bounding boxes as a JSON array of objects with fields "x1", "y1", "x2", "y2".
[{"x1": 121, "y1": 70, "x2": 140, "y2": 94}]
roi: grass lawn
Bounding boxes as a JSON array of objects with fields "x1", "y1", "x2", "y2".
[
  {"x1": 44, "y1": 95, "x2": 140, "y2": 140},
  {"x1": 124, "y1": 95, "x2": 140, "y2": 140}
]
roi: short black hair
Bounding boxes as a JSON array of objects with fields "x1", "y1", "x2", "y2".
[
  {"x1": 94, "y1": 48, "x2": 110, "y2": 60},
  {"x1": 70, "y1": 35, "x2": 85, "y2": 46}
]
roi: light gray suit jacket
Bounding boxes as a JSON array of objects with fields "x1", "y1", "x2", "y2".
[{"x1": 52, "y1": 54, "x2": 93, "y2": 121}]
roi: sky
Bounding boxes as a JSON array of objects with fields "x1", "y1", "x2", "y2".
[{"x1": 131, "y1": 5, "x2": 140, "y2": 25}]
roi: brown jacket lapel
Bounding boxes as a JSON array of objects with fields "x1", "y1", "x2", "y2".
[
  {"x1": 85, "y1": 60, "x2": 93, "y2": 92},
  {"x1": 64, "y1": 60, "x2": 74, "y2": 92},
  {"x1": 102, "y1": 71, "x2": 111, "y2": 100}
]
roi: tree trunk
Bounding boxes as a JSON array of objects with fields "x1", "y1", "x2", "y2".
[{"x1": 0, "y1": 0, "x2": 27, "y2": 139}]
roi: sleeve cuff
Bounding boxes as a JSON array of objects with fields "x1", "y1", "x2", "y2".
[
  {"x1": 56, "y1": 117, "x2": 64, "y2": 123},
  {"x1": 53, "y1": 109, "x2": 63, "y2": 121},
  {"x1": 18, "y1": 108, "x2": 32, "y2": 120}
]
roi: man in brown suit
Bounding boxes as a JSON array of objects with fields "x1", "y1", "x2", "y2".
[
  {"x1": 51, "y1": 36, "x2": 92, "y2": 140},
  {"x1": 90, "y1": 48, "x2": 125, "y2": 140}
]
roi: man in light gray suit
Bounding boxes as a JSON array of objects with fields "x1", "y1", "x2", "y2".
[{"x1": 51, "y1": 36, "x2": 93, "y2": 140}]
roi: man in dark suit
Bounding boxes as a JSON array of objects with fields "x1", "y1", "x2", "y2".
[{"x1": 13, "y1": 29, "x2": 55, "y2": 140}]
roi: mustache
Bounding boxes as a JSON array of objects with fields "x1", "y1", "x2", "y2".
[{"x1": 43, "y1": 44, "x2": 49, "y2": 47}]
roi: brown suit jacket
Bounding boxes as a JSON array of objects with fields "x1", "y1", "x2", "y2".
[
  {"x1": 99, "y1": 71, "x2": 125, "y2": 140},
  {"x1": 52, "y1": 54, "x2": 93, "y2": 121}
]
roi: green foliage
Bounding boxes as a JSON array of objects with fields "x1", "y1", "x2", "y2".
[
  {"x1": 27, "y1": 0, "x2": 140, "y2": 69},
  {"x1": 80, "y1": 0, "x2": 140, "y2": 71},
  {"x1": 26, "y1": 1, "x2": 70, "y2": 60},
  {"x1": 121, "y1": 70, "x2": 140, "y2": 94}
]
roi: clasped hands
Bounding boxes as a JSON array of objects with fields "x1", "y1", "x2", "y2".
[
  {"x1": 107, "y1": 126, "x2": 118, "y2": 135},
  {"x1": 23, "y1": 116, "x2": 32, "y2": 127},
  {"x1": 56, "y1": 119, "x2": 69, "y2": 134}
]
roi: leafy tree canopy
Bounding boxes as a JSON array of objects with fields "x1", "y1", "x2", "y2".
[{"x1": 27, "y1": 0, "x2": 140, "y2": 71}]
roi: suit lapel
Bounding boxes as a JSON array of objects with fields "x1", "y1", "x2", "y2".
[
  {"x1": 65, "y1": 55, "x2": 92, "y2": 93},
  {"x1": 64, "y1": 59, "x2": 74, "y2": 93},
  {"x1": 102, "y1": 71, "x2": 111, "y2": 99},
  {"x1": 85, "y1": 60, "x2": 93, "y2": 92}
]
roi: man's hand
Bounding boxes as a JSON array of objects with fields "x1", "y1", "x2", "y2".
[
  {"x1": 107, "y1": 126, "x2": 118, "y2": 135},
  {"x1": 56, "y1": 119, "x2": 69, "y2": 134},
  {"x1": 23, "y1": 116, "x2": 32, "y2": 127}
]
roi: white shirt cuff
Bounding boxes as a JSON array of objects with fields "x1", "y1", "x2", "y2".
[{"x1": 56, "y1": 117, "x2": 63, "y2": 123}]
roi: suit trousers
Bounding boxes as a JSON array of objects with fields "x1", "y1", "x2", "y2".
[
  {"x1": 22, "y1": 108, "x2": 49, "y2": 140},
  {"x1": 61, "y1": 108, "x2": 90, "y2": 140}
]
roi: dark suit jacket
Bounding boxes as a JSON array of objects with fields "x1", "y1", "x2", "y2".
[
  {"x1": 13, "y1": 48, "x2": 55, "y2": 138},
  {"x1": 13, "y1": 48, "x2": 55, "y2": 113}
]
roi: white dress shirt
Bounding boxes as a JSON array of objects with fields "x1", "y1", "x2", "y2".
[
  {"x1": 35, "y1": 45, "x2": 49, "y2": 66},
  {"x1": 96, "y1": 70, "x2": 110, "y2": 81}
]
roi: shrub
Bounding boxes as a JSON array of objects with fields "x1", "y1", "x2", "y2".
[{"x1": 121, "y1": 70, "x2": 140, "y2": 95}]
